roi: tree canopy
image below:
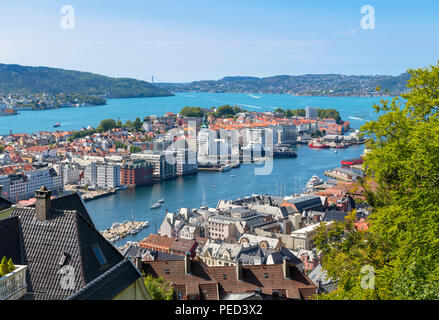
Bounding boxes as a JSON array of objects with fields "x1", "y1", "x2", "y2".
[
  {"x1": 97, "y1": 119, "x2": 117, "y2": 132},
  {"x1": 315, "y1": 61, "x2": 439, "y2": 300},
  {"x1": 0, "y1": 257, "x2": 15, "y2": 277},
  {"x1": 144, "y1": 274, "x2": 174, "y2": 300},
  {"x1": 179, "y1": 106, "x2": 205, "y2": 118},
  {"x1": 318, "y1": 109, "x2": 341, "y2": 122}
]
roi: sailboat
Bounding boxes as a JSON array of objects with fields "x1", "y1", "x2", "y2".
[
  {"x1": 150, "y1": 202, "x2": 161, "y2": 209},
  {"x1": 158, "y1": 198, "x2": 165, "y2": 204},
  {"x1": 150, "y1": 184, "x2": 162, "y2": 209}
]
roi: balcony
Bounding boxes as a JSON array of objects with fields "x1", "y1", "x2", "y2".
[{"x1": 0, "y1": 265, "x2": 27, "y2": 300}]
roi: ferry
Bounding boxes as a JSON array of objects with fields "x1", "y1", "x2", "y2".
[
  {"x1": 150, "y1": 202, "x2": 161, "y2": 209},
  {"x1": 308, "y1": 138, "x2": 329, "y2": 149}
]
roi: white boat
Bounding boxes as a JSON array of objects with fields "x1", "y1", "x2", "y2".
[
  {"x1": 334, "y1": 150, "x2": 338, "y2": 153},
  {"x1": 304, "y1": 175, "x2": 324, "y2": 192},
  {"x1": 150, "y1": 202, "x2": 161, "y2": 209},
  {"x1": 142, "y1": 221, "x2": 150, "y2": 228},
  {"x1": 158, "y1": 198, "x2": 165, "y2": 203},
  {"x1": 111, "y1": 222, "x2": 120, "y2": 229},
  {"x1": 248, "y1": 94, "x2": 262, "y2": 99}
]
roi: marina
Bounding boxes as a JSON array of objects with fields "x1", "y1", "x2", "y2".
[{"x1": 101, "y1": 220, "x2": 150, "y2": 243}]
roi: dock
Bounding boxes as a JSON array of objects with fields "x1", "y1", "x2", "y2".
[{"x1": 101, "y1": 221, "x2": 150, "y2": 242}]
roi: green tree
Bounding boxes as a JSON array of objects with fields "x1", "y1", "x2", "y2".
[
  {"x1": 98, "y1": 119, "x2": 116, "y2": 132},
  {"x1": 7, "y1": 258, "x2": 15, "y2": 274},
  {"x1": 144, "y1": 274, "x2": 174, "y2": 300},
  {"x1": 0, "y1": 145, "x2": 4, "y2": 153},
  {"x1": 133, "y1": 117, "x2": 143, "y2": 131},
  {"x1": 0, "y1": 256, "x2": 9, "y2": 277},
  {"x1": 274, "y1": 108, "x2": 285, "y2": 114},
  {"x1": 215, "y1": 105, "x2": 235, "y2": 118},
  {"x1": 318, "y1": 109, "x2": 341, "y2": 123},
  {"x1": 315, "y1": 61, "x2": 439, "y2": 300},
  {"x1": 180, "y1": 106, "x2": 205, "y2": 118},
  {"x1": 129, "y1": 145, "x2": 141, "y2": 154}
]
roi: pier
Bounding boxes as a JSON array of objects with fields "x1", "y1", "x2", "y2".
[{"x1": 101, "y1": 220, "x2": 150, "y2": 243}]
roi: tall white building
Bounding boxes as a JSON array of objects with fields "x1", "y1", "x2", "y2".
[
  {"x1": 96, "y1": 164, "x2": 121, "y2": 189},
  {"x1": 83, "y1": 162, "x2": 97, "y2": 187},
  {"x1": 306, "y1": 107, "x2": 319, "y2": 120}
]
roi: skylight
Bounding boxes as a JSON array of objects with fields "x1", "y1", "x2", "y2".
[{"x1": 91, "y1": 244, "x2": 108, "y2": 266}]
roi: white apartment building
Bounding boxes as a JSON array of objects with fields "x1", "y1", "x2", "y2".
[
  {"x1": 2, "y1": 168, "x2": 62, "y2": 202},
  {"x1": 96, "y1": 164, "x2": 121, "y2": 189},
  {"x1": 83, "y1": 162, "x2": 97, "y2": 187}
]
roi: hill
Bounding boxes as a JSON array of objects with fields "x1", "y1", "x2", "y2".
[
  {"x1": 157, "y1": 73, "x2": 411, "y2": 97},
  {"x1": 0, "y1": 63, "x2": 172, "y2": 98}
]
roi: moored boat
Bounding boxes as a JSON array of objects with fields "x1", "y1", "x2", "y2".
[{"x1": 308, "y1": 138, "x2": 329, "y2": 149}]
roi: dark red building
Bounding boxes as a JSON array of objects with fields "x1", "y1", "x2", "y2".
[{"x1": 120, "y1": 160, "x2": 153, "y2": 187}]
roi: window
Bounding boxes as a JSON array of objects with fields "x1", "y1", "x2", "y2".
[
  {"x1": 223, "y1": 274, "x2": 227, "y2": 280},
  {"x1": 264, "y1": 272, "x2": 269, "y2": 279},
  {"x1": 91, "y1": 244, "x2": 108, "y2": 266}
]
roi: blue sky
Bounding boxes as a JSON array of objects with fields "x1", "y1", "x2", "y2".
[{"x1": 0, "y1": 0, "x2": 438, "y2": 82}]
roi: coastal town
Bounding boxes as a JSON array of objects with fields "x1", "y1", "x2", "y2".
[
  {"x1": 0, "y1": 102, "x2": 369, "y2": 300},
  {"x1": 0, "y1": 93, "x2": 106, "y2": 116},
  {"x1": 0, "y1": 105, "x2": 365, "y2": 205}
]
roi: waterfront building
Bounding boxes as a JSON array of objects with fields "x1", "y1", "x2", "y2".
[
  {"x1": 173, "y1": 149, "x2": 198, "y2": 176},
  {"x1": 120, "y1": 159, "x2": 153, "y2": 187},
  {"x1": 131, "y1": 150, "x2": 177, "y2": 180},
  {"x1": 83, "y1": 161, "x2": 97, "y2": 187},
  {"x1": 96, "y1": 164, "x2": 121, "y2": 189},
  {"x1": 0, "y1": 187, "x2": 150, "y2": 300}
]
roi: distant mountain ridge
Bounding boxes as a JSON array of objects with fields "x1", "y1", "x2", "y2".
[
  {"x1": 157, "y1": 73, "x2": 411, "y2": 97},
  {"x1": 0, "y1": 63, "x2": 172, "y2": 98}
]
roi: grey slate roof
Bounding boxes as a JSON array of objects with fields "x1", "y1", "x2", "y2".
[
  {"x1": 323, "y1": 211, "x2": 348, "y2": 222},
  {"x1": 0, "y1": 215, "x2": 23, "y2": 264},
  {"x1": 0, "y1": 192, "x2": 140, "y2": 300},
  {"x1": 0, "y1": 196, "x2": 12, "y2": 211},
  {"x1": 66, "y1": 259, "x2": 141, "y2": 300}
]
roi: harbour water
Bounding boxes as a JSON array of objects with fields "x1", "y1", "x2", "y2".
[
  {"x1": 0, "y1": 92, "x2": 379, "y2": 245},
  {"x1": 85, "y1": 144, "x2": 365, "y2": 246}
]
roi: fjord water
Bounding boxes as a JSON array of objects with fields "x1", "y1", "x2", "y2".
[
  {"x1": 0, "y1": 92, "x2": 383, "y2": 135},
  {"x1": 1, "y1": 92, "x2": 379, "y2": 245}
]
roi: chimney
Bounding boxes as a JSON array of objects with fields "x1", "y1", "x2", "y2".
[
  {"x1": 135, "y1": 256, "x2": 143, "y2": 272},
  {"x1": 35, "y1": 186, "x2": 52, "y2": 221},
  {"x1": 184, "y1": 251, "x2": 191, "y2": 275},
  {"x1": 236, "y1": 259, "x2": 243, "y2": 281},
  {"x1": 282, "y1": 256, "x2": 290, "y2": 279}
]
